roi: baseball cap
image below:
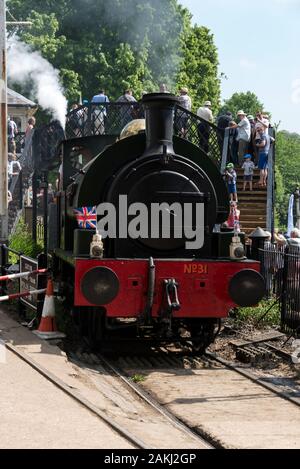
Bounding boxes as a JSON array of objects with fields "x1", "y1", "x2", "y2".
[
  {"x1": 226, "y1": 163, "x2": 234, "y2": 169},
  {"x1": 244, "y1": 154, "x2": 252, "y2": 159},
  {"x1": 247, "y1": 115, "x2": 254, "y2": 120}
]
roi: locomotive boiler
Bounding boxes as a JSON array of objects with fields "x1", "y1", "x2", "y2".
[{"x1": 52, "y1": 93, "x2": 265, "y2": 350}]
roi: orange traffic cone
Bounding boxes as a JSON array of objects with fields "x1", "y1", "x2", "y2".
[{"x1": 33, "y1": 279, "x2": 65, "y2": 339}]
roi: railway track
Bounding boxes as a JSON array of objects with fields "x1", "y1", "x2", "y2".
[
  {"x1": 78, "y1": 340, "x2": 300, "y2": 448},
  {"x1": 73, "y1": 330, "x2": 300, "y2": 413},
  {"x1": 111, "y1": 347, "x2": 300, "y2": 410},
  {"x1": 5, "y1": 342, "x2": 147, "y2": 449},
  {"x1": 4, "y1": 340, "x2": 214, "y2": 449},
  {"x1": 95, "y1": 352, "x2": 216, "y2": 449},
  {"x1": 2, "y1": 308, "x2": 300, "y2": 449},
  {"x1": 205, "y1": 351, "x2": 300, "y2": 408},
  {"x1": 70, "y1": 350, "x2": 215, "y2": 449}
]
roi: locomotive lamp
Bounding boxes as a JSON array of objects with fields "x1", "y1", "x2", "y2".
[
  {"x1": 229, "y1": 269, "x2": 265, "y2": 307},
  {"x1": 90, "y1": 232, "x2": 104, "y2": 258},
  {"x1": 230, "y1": 235, "x2": 245, "y2": 260},
  {"x1": 80, "y1": 266, "x2": 119, "y2": 305}
]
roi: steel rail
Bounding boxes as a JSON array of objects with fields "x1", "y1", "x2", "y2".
[
  {"x1": 205, "y1": 351, "x2": 300, "y2": 408},
  {"x1": 5, "y1": 342, "x2": 149, "y2": 449},
  {"x1": 97, "y1": 353, "x2": 216, "y2": 449}
]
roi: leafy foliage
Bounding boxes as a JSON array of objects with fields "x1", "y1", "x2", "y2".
[
  {"x1": 176, "y1": 8, "x2": 220, "y2": 111},
  {"x1": 232, "y1": 299, "x2": 280, "y2": 327},
  {"x1": 8, "y1": 217, "x2": 43, "y2": 264},
  {"x1": 275, "y1": 131, "x2": 300, "y2": 228},
  {"x1": 7, "y1": 0, "x2": 221, "y2": 108},
  {"x1": 218, "y1": 91, "x2": 265, "y2": 119}
]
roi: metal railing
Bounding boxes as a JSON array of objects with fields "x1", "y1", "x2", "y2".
[
  {"x1": 174, "y1": 105, "x2": 223, "y2": 166},
  {"x1": 65, "y1": 102, "x2": 143, "y2": 139},
  {"x1": 258, "y1": 243, "x2": 300, "y2": 334},
  {"x1": 65, "y1": 102, "x2": 223, "y2": 166},
  {"x1": 0, "y1": 244, "x2": 47, "y2": 319},
  {"x1": 15, "y1": 132, "x2": 25, "y2": 154}
]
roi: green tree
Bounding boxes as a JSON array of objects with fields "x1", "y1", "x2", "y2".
[
  {"x1": 7, "y1": 0, "x2": 221, "y2": 108},
  {"x1": 275, "y1": 131, "x2": 300, "y2": 228},
  {"x1": 219, "y1": 91, "x2": 265, "y2": 119},
  {"x1": 176, "y1": 7, "x2": 220, "y2": 111}
]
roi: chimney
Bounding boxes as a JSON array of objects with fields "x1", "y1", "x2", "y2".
[{"x1": 142, "y1": 93, "x2": 179, "y2": 159}]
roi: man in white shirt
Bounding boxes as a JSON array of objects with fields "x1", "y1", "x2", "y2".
[
  {"x1": 197, "y1": 100, "x2": 213, "y2": 153},
  {"x1": 197, "y1": 100, "x2": 213, "y2": 122},
  {"x1": 177, "y1": 87, "x2": 192, "y2": 138},
  {"x1": 230, "y1": 110, "x2": 251, "y2": 165}
]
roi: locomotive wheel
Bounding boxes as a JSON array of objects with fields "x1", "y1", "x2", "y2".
[
  {"x1": 188, "y1": 319, "x2": 216, "y2": 354},
  {"x1": 87, "y1": 307, "x2": 105, "y2": 350},
  {"x1": 73, "y1": 307, "x2": 105, "y2": 350}
]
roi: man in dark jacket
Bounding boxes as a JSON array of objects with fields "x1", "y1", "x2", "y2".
[
  {"x1": 217, "y1": 111, "x2": 232, "y2": 153},
  {"x1": 117, "y1": 89, "x2": 137, "y2": 127}
]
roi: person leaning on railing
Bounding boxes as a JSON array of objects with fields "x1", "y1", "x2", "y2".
[
  {"x1": 8, "y1": 153, "x2": 22, "y2": 192},
  {"x1": 288, "y1": 228, "x2": 300, "y2": 248},
  {"x1": 116, "y1": 89, "x2": 137, "y2": 129},
  {"x1": 91, "y1": 89, "x2": 110, "y2": 135},
  {"x1": 177, "y1": 87, "x2": 192, "y2": 139}
]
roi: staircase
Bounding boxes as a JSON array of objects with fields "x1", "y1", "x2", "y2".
[{"x1": 236, "y1": 168, "x2": 267, "y2": 235}]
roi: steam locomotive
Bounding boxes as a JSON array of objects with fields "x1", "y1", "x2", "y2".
[{"x1": 51, "y1": 93, "x2": 265, "y2": 350}]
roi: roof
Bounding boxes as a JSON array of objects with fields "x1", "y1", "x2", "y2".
[{"x1": 7, "y1": 88, "x2": 36, "y2": 107}]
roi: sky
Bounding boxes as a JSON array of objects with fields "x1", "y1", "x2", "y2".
[{"x1": 179, "y1": 0, "x2": 300, "y2": 133}]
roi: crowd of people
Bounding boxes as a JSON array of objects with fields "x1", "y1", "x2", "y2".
[
  {"x1": 261, "y1": 227, "x2": 300, "y2": 300},
  {"x1": 7, "y1": 115, "x2": 22, "y2": 205},
  {"x1": 6, "y1": 116, "x2": 36, "y2": 206},
  {"x1": 68, "y1": 88, "x2": 142, "y2": 136},
  {"x1": 217, "y1": 108, "x2": 275, "y2": 233}
]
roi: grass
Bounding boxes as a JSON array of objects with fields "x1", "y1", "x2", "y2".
[
  {"x1": 131, "y1": 374, "x2": 146, "y2": 383},
  {"x1": 231, "y1": 299, "x2": 281, "y2": 328}
]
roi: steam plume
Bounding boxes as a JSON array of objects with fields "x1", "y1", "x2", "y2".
[{"x1": 7, "y1": 37, "x2": 67, "y2": 126}]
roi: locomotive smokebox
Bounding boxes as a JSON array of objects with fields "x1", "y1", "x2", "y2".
[{"x1": 142, "y1": 93, "x2": 180, "y2": 158}]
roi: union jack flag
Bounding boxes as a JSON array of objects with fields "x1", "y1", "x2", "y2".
[{"x1": 73, "y1": 206, "x2": 97, "y2": 229}]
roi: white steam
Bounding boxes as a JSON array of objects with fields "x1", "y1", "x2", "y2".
[{"x1": 7, "y1": 37, "x2": 67, "y2": 127}]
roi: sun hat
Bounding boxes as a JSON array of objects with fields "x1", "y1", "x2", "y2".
[
  {"x1": 180, "y1": 87, "x2": 188, "y2": 93},
  {"x1": 237, "y1": 110, "x2": 246, "y2": 116},
  {"x1": 204, "y1": 100, "x2": 212, "y2": 106}
]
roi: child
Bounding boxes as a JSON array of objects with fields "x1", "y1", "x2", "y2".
[
  {"x1": 242, "y1": 154, "x2": 255, "y2": 191},
  {"x1": 227, "y1": 201, "x2": 241, "y2": 232},
  {"x1": 224, "y1": 163, "x2": 237, "y2": 202}
]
